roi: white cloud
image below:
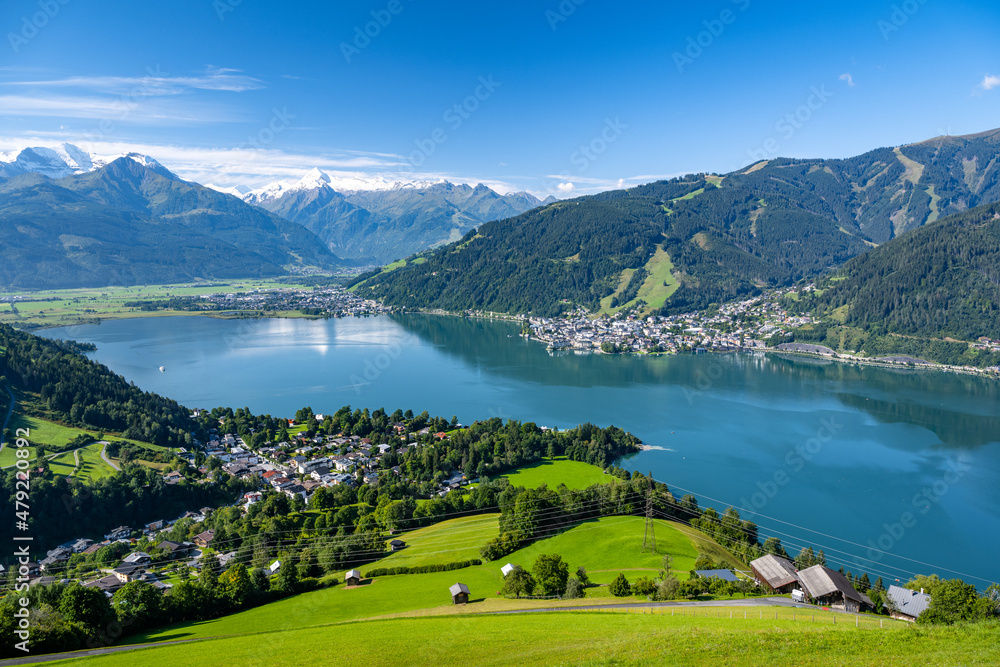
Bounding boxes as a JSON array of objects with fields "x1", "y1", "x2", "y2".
[
  {"x1": 980, "y1": 74, "x2": 1000, "y2": 91},
  {"x1": 0, "y1": 134, "x2": 525, "y2": 195},
  {"x1": 839, "y1": 73, "x2": 855, "y2": 87},
  {"x1": 5, "y1": 68, "x2": 264, "y2": 95},
  {"x1": 557, "y1": 182, "x2": 575, "y2": 193}
]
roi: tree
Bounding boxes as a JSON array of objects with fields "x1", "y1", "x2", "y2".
[
  {"x1": 501, "y1": 565, "x2": 536, "y2": 598},
  {"x1": 633, "y1": 577, "x2": 657, "y2": 597},
  {"x1": 218, "y1": 563, "x2": 254, "y2": 608},
  {"x1": 575, "y1": 566, "x2": 590, "y2": 588},
  {"x1": 111, "y1": 582, "x2": 162, "y2": 629},
  {"x1": 905, "y1": 574, "x2": 944, "y2": 596},
  {"x1": 610, "y1": 573, "x2": 631, "y2": 597},
  {"x1": 273, "y1": 555, "x2": 300, "y2": 596},
  {"x1": 199, "y1": 552, "x2": 220, "y2": 592},
  {"x1": 762, "y1": 537, "x2": 786, "y2": 557},
  {"x1": 656, "y1": 577, "x2": 680, "y2": 600},
  {"x1": 564, "y1": 577, "x2": 586, "y2": 599},
  {"x1": 532, "y1": 554, "x2": 569, "y2": 596},
  {"x1": 794, "y1": 547, "x2": 816, "y2": 570},
  {"x1": 58, "y1": 584, "x2": 115, "y2": 635},
  {"x1": 919, "y1": 579, "x2": 994, "y2": 625}
]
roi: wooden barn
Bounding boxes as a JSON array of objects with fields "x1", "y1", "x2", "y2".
[
  {"x1": 750, "y1": 554, "x2": 800, "y2": 593},
  {"x1": 797, "y1": 565, "x2": 873, "y2": 613},
  {"x1": 345, "y1": 569, "x2": 362, "y2": 587},
  {"x1": 389, "y1": 539, "x2": 406, "y2": 552},
  {"x1": 449, "y1": 582, "x2": 470, "y2": 604}
]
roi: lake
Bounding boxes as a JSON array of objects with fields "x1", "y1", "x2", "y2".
[{"x1": 43, "y1": 314, "x2": 1000, "y2": 587}]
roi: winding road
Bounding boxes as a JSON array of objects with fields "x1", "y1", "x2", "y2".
[{"x1": 99, "y1": 441, "x2": 121, "y2": 471}]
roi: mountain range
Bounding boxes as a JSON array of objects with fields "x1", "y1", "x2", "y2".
[
  {"x1": 352, "y1": 128, "x2": 1000, "y2": 318},
  {"x1": 0, "y1": 144, "x2": 555, "y2": 275},
  {"x1": 0, "y1": 155, "x2": 343, "y2": 289},
  {"x1": 217, "y1": 169, "x2": 555, "y2": 264}
]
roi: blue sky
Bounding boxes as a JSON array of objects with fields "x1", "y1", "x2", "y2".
[{"x1": 1, "y1": 0, "x2": 999, "y2": 196}]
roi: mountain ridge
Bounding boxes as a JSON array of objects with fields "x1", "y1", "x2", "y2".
[
  {"x1": 0, "y1": 158, "x2": 344, "y2": 289},
  {"x1": 352, "y1": 128, "x2": 1000, "y2": 317}
]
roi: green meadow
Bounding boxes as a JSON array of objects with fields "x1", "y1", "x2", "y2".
[
  {"x1": 49, "y1": 610, "x2": 996, "y2": 666},
  {"x1": 499, "y1": 456, "x2": 611, "y2": 489},
  {"x1": 0, "y1": 279, "x2": 312, "y2": 328}
]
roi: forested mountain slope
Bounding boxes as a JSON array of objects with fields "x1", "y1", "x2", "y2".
[{"x1": 353, "y1": 129, "x2": 1000, "y2": 317}]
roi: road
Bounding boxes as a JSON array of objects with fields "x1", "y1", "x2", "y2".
[
  {"x1": 99, "y1": 440, "x2": 121, "y2": 471},
  {"x1": 0, "y1": 638, "x2": 209, "y2": 666}
]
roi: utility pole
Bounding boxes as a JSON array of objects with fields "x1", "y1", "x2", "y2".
[{"x1": 642, "y1": 471, "x2": 656, "y2": 553}]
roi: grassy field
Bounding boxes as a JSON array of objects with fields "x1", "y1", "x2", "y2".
[
  {"x1": 500, "y1": 457, "x2": 611, "y2": 489},
  {"x1": 122, "y1": 513, "x2": 748, "y2": 647},
  {"x1": 0, "y1": 279, "x2": 311, "y2": 328},
  {"x1": 501, "y1": 516, "x2": 743, "y2": 578},
  {"x1": 370, "y1": 514, "x2": 500, "y2": 569},
  {"x1": 598, "y1": 268, "x2": 636, "y2": 315},
  {"x1": 75, "y1": 442, "x2": 117, "y2": 481},
  {"x1": 7, "y1": 413, "x2": 96, "y2": 449},
  {"x1": 597, "y1": 246, "x2": 679, "y2": 316},
  {"x1": 48, "y1": 449, "x2": 79, "y2": 477},
  {"x1": 48, "y1": 610, "x2": 997, "y2": 666},
  {"x1": 633, "y1": 246, "x2": 680, "y2": 313}
]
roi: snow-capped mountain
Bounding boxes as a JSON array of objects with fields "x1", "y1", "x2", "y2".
[
  {"x1": 0, "y1": 143, "x2": 167, "y2": 180},
  {"x1": 218, "y1": 168, "x2": 443, "y2": 206},
  {"x1": 224, "y1": 169, "x2": 550, "y2": 264}
]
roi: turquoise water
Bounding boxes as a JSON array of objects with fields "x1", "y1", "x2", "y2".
[{"x1": 44, "y1": 314, "x2": 1000, "y2": 586}]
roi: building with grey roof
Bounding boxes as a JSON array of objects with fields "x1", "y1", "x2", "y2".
[
  {"x1": 797, "y1": 565, "x2": 872, "y2": 613},
  {"x1": 449, "y1": 582, "x2": 470, "y2": 604},
  {"x1": 750, "y1": 554, "x2": 799, "y2": 593},
  {"x1": 886, "y1": 585, "x2": 931, "y2": 622}
]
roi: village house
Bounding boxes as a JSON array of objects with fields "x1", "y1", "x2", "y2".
[
  {"x1": 193, "y1": 530, "x2": 216, "y2": 548},
  {"x1": 886, "y1": 585, "x2": 932, "y2": 622},
  {"x1": 113, "y1": 562, "x2": 145, "y2": 583},
  {"x1": 796, "y1": 565, "x2": 873, "y2": 613},
  {"x1": 345, "y1": 569, "x2": 362, "y2": 586},
  {"x1": 750, "y1": 554, "x2": 800, "y2": 594},
  {"x1": 105, "y1": 526, "x2": 132, "y2": 541},
  {"x1": 123, "y1": 552, "x2": 152, "y2": 565}
]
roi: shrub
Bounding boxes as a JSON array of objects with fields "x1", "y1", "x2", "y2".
[
  {"x1": 365, "y1": 560, "x2": 482, "y2": 578},
  {"x1": 610, "y1": 573, "x2": 631, "y2": 597}
]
